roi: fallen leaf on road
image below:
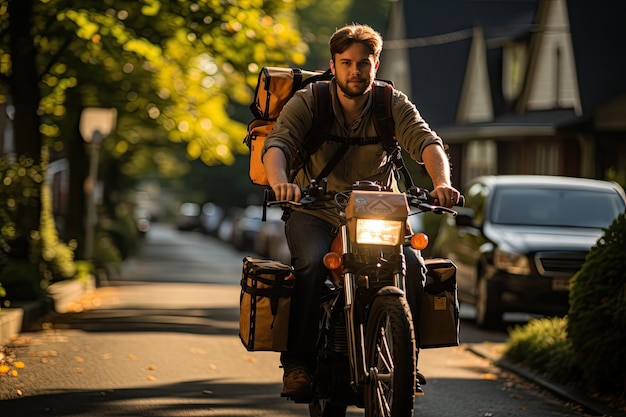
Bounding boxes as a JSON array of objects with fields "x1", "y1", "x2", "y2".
[
  {"x1": 202, "y1": 390, "x2": 213, "y2": 395},
  {"x1": 74, "y1": 356, "x2": 84, "y2": 363},
  {"x1": 243, "y1": 356, "x2": 257, "y2": 363},
  {"x1": 0, "y1": 365, "x2": 9, "y2": 374},
  {"x1": 146, "y1": 375, "x2": 156, "y2": 381},
  {"x1": 482, "y1": 373, "x2": 498, "y2": 380},
  {"x1": 148, "y1": 365, "x2": 157, "y2": 371},
  {"x1": 10, "y1": 370, "x2": 18, "y2": 377},
  {"x1": 14, "y1": 361, "x2": 25, "y2": 368},
  {"x1": 128, "y1": 354, "x2": 137, "y2": 360},
  {"x1": 16, "y1": 389, "x2": 23, "y2": 396}
]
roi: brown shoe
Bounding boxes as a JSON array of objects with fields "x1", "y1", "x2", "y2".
[{"x1": 281, "y1": 367, "x2": 311, "y2": 398}]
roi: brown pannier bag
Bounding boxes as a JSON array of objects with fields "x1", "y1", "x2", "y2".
[
  {"x1": 239, "y1": 256, "x2": 295, "y2": 351},
  {"x1": 418, "y1": 258, "x2": 460, "y2": 348}
]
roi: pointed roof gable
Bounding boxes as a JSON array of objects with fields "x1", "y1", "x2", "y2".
[
  {"x1": 397, "y1": 0, "x2": 538, "y2": 127},
  {"x1": 457, "y1": 26, "x2": 494, "y2": 124},
  {"x1": 517, "y1": 0, "x2": 581, "y2": 115}
]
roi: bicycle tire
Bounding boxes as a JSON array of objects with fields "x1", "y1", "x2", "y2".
[{"x1": 364, "y1": 293, "x2": 415, "y2": 417}]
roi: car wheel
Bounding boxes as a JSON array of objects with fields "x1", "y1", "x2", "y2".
[{"x1": 475, "y1": 277, "x2": 503, "y2": 329}]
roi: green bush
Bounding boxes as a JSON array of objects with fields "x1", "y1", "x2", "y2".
[
  {"x1": 567, "y1": 213, "x2": 626, "y2": 397},
  {"x1": 1, "y1": 153, "x2": 79, "y2": 301},
  {"x1": 505, "y1": 317, "x2": 578, "y2": 383},
  {"x1": 39, "y1": 181, "x2": 77, "y2": 282}
]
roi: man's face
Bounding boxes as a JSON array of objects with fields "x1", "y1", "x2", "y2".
[{"x1": 331, "y1": 42, "x2": 379, "y2": 98}]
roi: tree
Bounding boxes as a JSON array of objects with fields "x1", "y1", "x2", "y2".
[{"x1": 0, "y1": 0, "x2": 309, "y2": 261}]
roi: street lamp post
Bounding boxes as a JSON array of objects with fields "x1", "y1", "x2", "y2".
[{"x1": 79, "y1": 107, "x2": 117, "y2": 260}]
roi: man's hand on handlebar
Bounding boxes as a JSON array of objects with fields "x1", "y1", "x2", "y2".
[
  {"x1": 430, "y1": 185, "x2": 461, "y2": 208},
  {"x1": 271, "y1": 182, "x2": 301, "y2": 203}
]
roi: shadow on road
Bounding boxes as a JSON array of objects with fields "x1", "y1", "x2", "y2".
[{"x1": 2, "y1": 379, "x2": 295, "y2": 417}]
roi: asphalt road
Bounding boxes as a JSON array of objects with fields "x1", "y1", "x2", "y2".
[{"x1": 0, "y1": 223, "x2": 593, "y2": 417}]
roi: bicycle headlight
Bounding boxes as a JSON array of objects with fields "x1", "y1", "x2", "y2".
[{"x1": 355, "y1": 219, "x2": 404, "y2": 246}]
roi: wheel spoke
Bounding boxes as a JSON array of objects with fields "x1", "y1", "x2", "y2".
[
  {"x1": 372, "y1": 317, "x2": 395, "y2": 417},
  {"x1": 376, "y1": 325, "x2": 393, "y2": 373},
  {"x1": 375, "y1": 378, "x2": 392, "y2": 417}
]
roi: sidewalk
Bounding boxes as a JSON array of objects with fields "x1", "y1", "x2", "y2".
[{"x1": 467, "y1": 343, "x2": 626, "y2": 417}]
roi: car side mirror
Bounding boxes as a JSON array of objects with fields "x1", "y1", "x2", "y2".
[{"x1": 454, "y1": 207, "x2": 476, "y2": 227}]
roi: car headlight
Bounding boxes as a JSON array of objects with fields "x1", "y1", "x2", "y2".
[
  {"x1": 355, "y1": 219, "x2": 403, "y2": 246},
  {"x1": 494, "y1": 248, "x2": 531, "y2": 275}
]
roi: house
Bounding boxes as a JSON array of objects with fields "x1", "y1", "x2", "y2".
[{"x1": 380, "y1": 0, "x2": 626, "y2": 190}]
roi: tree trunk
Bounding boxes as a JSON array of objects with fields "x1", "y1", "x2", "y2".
[
  {"x1": 8, "y1": 0, "x2": 42, "y2": 161},
  {"x1": 7, "y1": 0, "x2": 42, "y2": 258}
]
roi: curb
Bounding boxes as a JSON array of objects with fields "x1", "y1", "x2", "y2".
[
  {"x1": 466, "y1": 343, "x2": 626, "y2": 417},
  {"x1": 0, "y1": 276, "x2": 95, "y2": 347}
]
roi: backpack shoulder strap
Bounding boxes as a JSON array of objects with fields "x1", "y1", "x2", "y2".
[
  {"x1": 371, "y1": 80, "x2": 396, "y2": 152},
  {"x1": 371, "y1": 80, "x2": 416, "y2": 189},
  {"x1": 303, "y1": 81, "x2": 333, "y2": 155}
]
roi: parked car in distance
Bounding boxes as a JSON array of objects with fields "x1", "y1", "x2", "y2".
[
  {"x1": 433, "y1": 175, "x2": 626, "y2": 328},
  {"x1": 255, "y1": 206, "x2": 290, "y2": 264},
  {"x1": 176, "y1": 202, "x2": 201, "y2": 231},
  {"x1": 217, "y1": 207, "x2": 243, "y2": 244},
  {"x1": 199, "y1": 202, "x2": 224, "y2": 236},
  {"x1": 232, "y1": 205, "x2": 264, "y2": 252}
]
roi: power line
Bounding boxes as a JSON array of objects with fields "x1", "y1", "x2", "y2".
[{"x1": 384, "y1": 28, "x2": 473, "y2": 49}]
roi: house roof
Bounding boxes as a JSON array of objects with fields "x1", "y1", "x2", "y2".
[
  {"x1": 437, "y1": 108, "x2": 578, "y2": 141},
  {"x1": 393, "y1": 0, "x2": 626, "y2": 135},
  {"x1": 396, "y1": 0, "x2": 538, "y2": 127}
]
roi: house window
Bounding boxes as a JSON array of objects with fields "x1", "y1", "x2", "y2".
[
  {"x1": 465, "y1": 140, "x2": 496, "y2": 181},
  {"x1": 534, "y1": 142, "x2": 560, "y2": 174}
]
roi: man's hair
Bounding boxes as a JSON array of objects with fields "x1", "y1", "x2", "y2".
[{"x1": 329, "y1": 24, "x2": 383, "y2": 61}]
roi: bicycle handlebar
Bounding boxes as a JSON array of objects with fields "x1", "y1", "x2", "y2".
[{"x1": 265, "y1": 181, "x2": 464, "y2": 216}]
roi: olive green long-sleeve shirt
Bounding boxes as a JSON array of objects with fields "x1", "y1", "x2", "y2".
[{"x1": 262, "y1": 79, "x2": 443, "y2": 228}]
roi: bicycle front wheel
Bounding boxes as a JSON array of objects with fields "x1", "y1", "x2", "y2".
[{"x1": 364, "y1": 293, "x2": 416, "y2": 417}]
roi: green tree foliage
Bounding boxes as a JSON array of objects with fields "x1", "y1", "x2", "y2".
[
  {"x1": 0, "y1": 0, "x2": 312, "y2": 263},
  {"x1": 568, "y1": 213, "x2": 626, "y2": 398},
  {"x1": 0, "y1": 155, "x2": 43, "y2": 265},
  {"x1": 0, "y1": 0, "x2": 310, "y2": 167},
  {"x1": 0, "y1": 152, "x2": 75, "y2": 300}
]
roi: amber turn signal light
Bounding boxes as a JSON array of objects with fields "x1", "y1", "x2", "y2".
[
  {"x1": 410, "y1": 233, "x2": 429, "y2": 250},
  {"x1": 323, "y1": 252, "x2": 342, "y2": 270}
]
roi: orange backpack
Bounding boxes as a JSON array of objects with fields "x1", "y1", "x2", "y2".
[{"x1": 244, "y1": 67, "x2": 398, "y2": 187}]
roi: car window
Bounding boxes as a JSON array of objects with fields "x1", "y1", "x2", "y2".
[{"x1": 490, "y1": 187, "x2": 624, "y2": 228}]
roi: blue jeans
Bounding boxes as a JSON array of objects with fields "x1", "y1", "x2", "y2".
[{"x1": 280, "y1": 211, "x2": 426, "y2": 373}]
